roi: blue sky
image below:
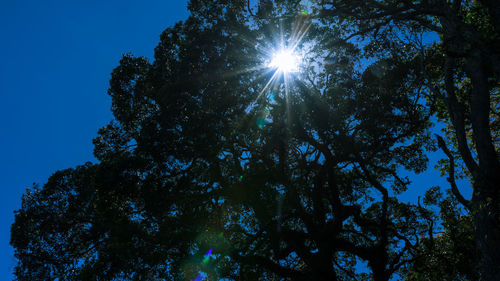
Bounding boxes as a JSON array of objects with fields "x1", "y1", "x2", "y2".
[
  {"x1": 0, "y1": 1, "x2": 473, "y2": 280},
  {"x1": 0, "y1": 1, "x2": 189, "y2": 278}
]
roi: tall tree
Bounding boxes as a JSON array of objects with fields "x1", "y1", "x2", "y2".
[
  {"x1": 318, "y1": 0, "x2": 500, "y2": 279},
  {"x1": 12, "y1": 1, "x2": 452, "y2": 280}
]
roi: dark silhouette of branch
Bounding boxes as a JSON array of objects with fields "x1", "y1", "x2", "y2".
[{"x1": 435, "y1": 134, "x2": 472, "y2": 211}]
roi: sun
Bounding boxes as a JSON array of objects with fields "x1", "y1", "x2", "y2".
[{"x1": 269, "y1": 49, "x2": 301, "y2": 73}]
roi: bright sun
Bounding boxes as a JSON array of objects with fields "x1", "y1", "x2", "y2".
[{"x1": 269, "y1": 49, "x2": 300, "y2": 73}]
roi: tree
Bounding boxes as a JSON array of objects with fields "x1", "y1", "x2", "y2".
[
  {"x1": 403, "y1": 186, "x2": 479, "y2": 281},
  {"x1": 318, "y1": 0, "x2": 500, "y2": 279},
  {"x1": 11, "y1": 0, "x2": 480, "y2": 280}
]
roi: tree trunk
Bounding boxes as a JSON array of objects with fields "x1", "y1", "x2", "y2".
[
  {"x1": 370, "y1": 258, "x2": 390, "y2": 281},
  {"x1": 472, "y1": 178, "x2": 500, "y2": 281},
  {"x1": 465, "y1": 51, "x2": 500, "y2": 281}
]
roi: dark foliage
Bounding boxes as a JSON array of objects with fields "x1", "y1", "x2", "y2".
[{"x1": 11, "y1": 0, "x2": 498, "y2": 280}]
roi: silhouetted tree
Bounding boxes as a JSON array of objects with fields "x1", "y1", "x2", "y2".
[
  {"x1": 11, "y1": 1, "x2": 488, "y2": 280},
  {"x1": 318, "y1": 0, "x2": 500, "y2": 279}
]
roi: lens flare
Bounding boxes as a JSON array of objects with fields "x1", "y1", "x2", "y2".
[
  {"x1": 205, "y1": 248, "x2": 213, "y2": 257},
  {"x1": 202, "y1": 248, "x2": 213, "y2": 263},
  {"x1": 256, "y1": 116, "x2": 267, "y2": 129}
]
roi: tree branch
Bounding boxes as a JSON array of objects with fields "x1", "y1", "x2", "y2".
[
  {"x1": 435, "y1": 134, "x2": 472, "y2": 211},
  {"x1": 443, "y1": 58, "x2": 479, "y2": 174}
]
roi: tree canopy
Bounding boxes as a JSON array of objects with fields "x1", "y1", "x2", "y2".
[{"x1": 11, "y1": 1, "x2": 499, "y2": 280}]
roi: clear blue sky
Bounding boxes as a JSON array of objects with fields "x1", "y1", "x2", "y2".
[
  {"x1": 0, "y1": 0, "x2": 189, "y2": 278},
  {"x1": 0, "y1": 1, "x2": 472, "y2": 280}
]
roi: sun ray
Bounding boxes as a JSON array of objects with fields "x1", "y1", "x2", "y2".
[
  {"x1": 290, "y1": 20, "x2": 312, "y2": 52},
  {"x1": 212, "y1": 10, "x2": 315, "y2": 132},
  {"x1": 284, "y1": 72, "x2": 292, "y2": 127},
  {"x1": 252, "y1": 68, "x2": 282, "y2": 106},
  {"x1": 221, "y1": 64, "x2": 269, "y2": 79}
]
